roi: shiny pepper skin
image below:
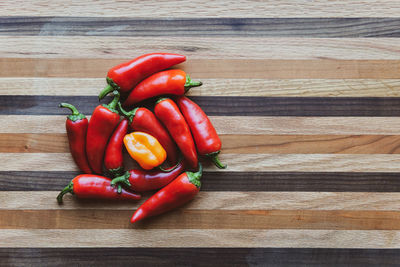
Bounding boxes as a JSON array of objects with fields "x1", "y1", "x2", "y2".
[{"x1": 124, "y1": 132, "x2": 167, "y2": 170}]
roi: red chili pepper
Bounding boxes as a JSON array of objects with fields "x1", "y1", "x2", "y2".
[
  {"x1": 86, "y1": 91, "x2": 121, "y2": 174},
  {"x1": 99, "y1": 53, "x2": 186, "y2": 100},
  {"x1": 104, "y1": 118, "x2": 128, "y2": 176},
  {"x1": 118, "y1": 103, "x2": 178, "y2": 165},
  {"x1": 59, "y1": 103, "x2": 92, "y2": 174},
  {"x1": 176, "y1": 96, "x2": 226, "y2": 169},
  {"x1": 130, "y1": 163, "x2": 202, "y2": 223},
  {"x1": 111, "y1": 160, "x2": 185, "y2": 192},
  {"x1": 154, "y1": 98, "x2": 198, "y2": 169},
  {"x1": 123, "y1": 69, "x2": 202, "y2": 107},
  {"x1": 57, "y1": 174, "x2": 141, "y2": 204}
]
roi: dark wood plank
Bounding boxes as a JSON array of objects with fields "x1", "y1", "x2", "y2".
[
  {"x1": 0, "y1": 248, "x2": 398, "y2": 266},
  {"x1": 1, "y1": 17, "x2": 400, "y2": 37},
  {"x1": 2, "y1": 171, "x2": 400, "y2": 192},
  {"x1": 3, "y1": 95, "x2": 400, "y2": 116}
]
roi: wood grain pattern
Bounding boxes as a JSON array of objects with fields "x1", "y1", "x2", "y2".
[
  {"x1": 3, "y1": 37, "x2": 400, "y2": 60},
  {"x1": 3, "y1": 153, "x2": 400, "y2": 172},
  {"x1": 1, "y1": 229, "x2": 400, "y2": 248},
  {"x1": 2, "y1": 78, "x2": 400, "y2": 97},
  {"x1": 0, "y1": 0, "x2": 400, "y2": 18},
  {"x1": 2, "y1": 58, "x2": 400, "y2": 79},
  {"x1": 2, "y1": 17, "x2": 400, "y2": 37},
  {"x1": 2, "y1": 192, "x2": 400, "y2": 211},
  {"x1": 2, "y1": 209, "x2": 400, "y2": 230},
  {"x1": 4, "y1": 133, "x2": 400, "y2": 154},
  {"x1": 1, "y1": 1, "x2": 400, "y2": 18},
  {"x1": 1, "y1": 248, "x2": 399, "y2": 267},
  {"x1": 3, "y1": 171, "x2": 400, "y2": 192},
  {"x1": 5, "y1": 95, "x2": 400, "y2": 116},
  {"x1": 4, "y1": 116, "x2": 400, "y2": 135}
]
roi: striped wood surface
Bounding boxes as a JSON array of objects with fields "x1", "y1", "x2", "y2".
[{"x1": 1, "y1": 1, "x2": 400, "y2": 266}]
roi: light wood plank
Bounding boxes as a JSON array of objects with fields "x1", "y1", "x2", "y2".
[
  {"x1": 1, "y1": 229, "x2": 400, "y2": 248},
  {"x1": 1, "y1": 0, "x2": 399, "y2": 17},
  {"x1": 2, "y1": 116, "x2": 400, "y2": 135},
  {"x1": 1, "y1": 210, "x2": 400, "y2": 230},
  {"x1": 4, "y1": 134, "x2": 400, "y2": 154},
  {"x1": 2, "y1": 58, "x2": 400, "y2": 79},
  {"x1": 2, "y1": 78, "x2": 400, "y2": 97},
  {"x1": 3, "y1": 37, "x2": 400, "y2": 60},
  {"x1": 2, "y1": 192, "x2": 400, "y2": 211},
  {"x1": 2, "y1": 153, "x2": 400, "y2": 172}
]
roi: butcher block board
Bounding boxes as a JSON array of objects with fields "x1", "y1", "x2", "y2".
[{"x1": 2, "y1": 1, "x2": 400, "y2": 266}]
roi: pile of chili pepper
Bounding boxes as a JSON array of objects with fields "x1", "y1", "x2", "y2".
[{"x1": 57, "y1": 53, "x2": 226, "y2": 224}]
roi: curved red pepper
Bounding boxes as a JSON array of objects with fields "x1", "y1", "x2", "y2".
[
  {"x1": 176, "y1": 96, "x2": 226, "y2": 169},
  {"x1": 86, "y1": 91, "x2": 121, "y2": 174},
  {"x1": 104, "y1": 118, "x2": 128, "y2": 176},
  {"x1": 57, "y1": 174, "x2": 141, "y2": 204},
  {"x1": 111, "y1": 160, "x2": 185, "y2": 192},
  {"x1": 99, "y1": 53, "x2": 186, "y2": 99},
  {"x1": 118, "y1": 103, "x2": 178, "y2": 165},
  {"x1": 123, "y1": 69, "x2": 202, "y2": 107},
  {"x1": 59, "y1": 103, "x2": 92, "y2": 174},
  {"x1": 154, "y1": 98, "x2": 198, "y2": 169},
  {"x1": 131, "y1": 163, "x2": 202, "y2": 223}
]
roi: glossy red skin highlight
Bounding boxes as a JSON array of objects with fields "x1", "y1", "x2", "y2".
[
  {"x1": 104, "y1": 119, "x2": 128, "y2": 173},
  {"x1": 176, "y1": 96, "x2": 221, "y2": 155},
  {"x1": 131, "y1": 108, "x2": 178, "y2": 165},
  {"x1": 126, "y1": 161, "x2": 185, "y2": 192},
  {"x1": 123, "y1": 69, "x2": 187, "y2": 107},
  {"x1": 72, "y1": 175, "x2": 141, "y2": 200},
  {"x1": 65, "y1": 117, "x2": 92, "y2": 173},
  {"x1": 108, "y1": 53, "x2": 186, "y2": 93},
  {"x1": 86, "y1": 105, "x2": 120, "y2": 174},
  {"x1": 131, "y1": 173, "x2": 199, "y2": 223},
  {"x1": 154, "y1": 99, "x2": 198, "y2": 169}
]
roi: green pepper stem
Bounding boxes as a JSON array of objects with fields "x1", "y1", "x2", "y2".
[
  {"x1": 99, "y1": 84, "x2": 114, "y2": 101},
  {"x1": 59, "y1": 103, "x2": 79, "y2": 115},
  {"x1": 184, "y1": 74, "x2": 202, "y2": 93},
  {"x1": 117, "y1": 102, "x2": 138, "y2": 124},
  {"x1": 207, "y1": 152, "x2": 227, "y2": 169},
  {"x1": 107, "y1": 90, "x2": 120, "y2": 110},
  {"x1": 186, "y1": 163, "x2": 203, "y2": 188},
  {"x1": 156, "y1": 97, "x2": 169, "y2": 104},
  {"x1": 57, "y1": 181, "x2": 73, "y2": 204},
  {"x1": 110, "y1": 172, "x2": 132, "y2": 188}
]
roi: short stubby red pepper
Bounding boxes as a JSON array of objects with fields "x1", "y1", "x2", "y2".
[
  {"x1": 86, "y1": 91, "x2": 121, "y2": 174},
  {"x1": 154, "y1": 98, "x2": 198, "y2": 169},
  {"x1": 176, "y1": 96, "x2": 226, "y2": 169},
  {"x1": 104, "y1": 118, "x2": 128, "y2": 176},
  {"x1": 59, "y1": 103, "x2": 92, "y2": 174},
  {"x1": 111, "y1": 160, "x2": 185, "y2": 192},
  {"x1": 131, "y1": 163, "x2": 202, "y2": 224},
  {"x1": 123, "y1": 69, "x2": 202, "y2": 107},
  {"x1": 57, "y1": 174, "x2": 141, "y2": 204},
  {"x1": 118, "y1": 103, "x2": 178, "y2": 165},
  {"x1": 99, "y1": 53, "x2": 186, "y2": 100}
]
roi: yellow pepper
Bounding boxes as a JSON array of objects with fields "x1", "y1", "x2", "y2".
[{"x1": 124, "y1": 132, "x2": 167, "y2": 170}]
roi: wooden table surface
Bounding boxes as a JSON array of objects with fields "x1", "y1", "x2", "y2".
[{"x1": 2, "y1": 1, "x2": 400, "y2": 266}]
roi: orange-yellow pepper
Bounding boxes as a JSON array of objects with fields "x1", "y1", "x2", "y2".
[{"x1": 124, "y1": 132, "x2": 167, "y2": 170}]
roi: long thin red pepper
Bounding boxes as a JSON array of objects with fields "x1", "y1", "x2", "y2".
[
  {"x1": 86, "y1": 91, "x2": 121, "y2": 174},
  {"x1": 99, "y1": 53, "x2": 186, "y2": 100},
  {"x1": 131, "y1": 163, "x2": 202, "y2": 223},
  {"x1": 154, "y1": 98, "x2": 198, "y2": 169},
  {"x1": 57, "y1": 174, "x2": 141, "y2": 204},
  {"x1": 104, "y1": 118, "x2": 128, "y2": 176},
  {"x1": 59, "y1": 103, "x2": 92, "y2": 173},
  {"x1": 123, "y1": 69, "x2": 202, "y2": 107},
  {"x1": 118, "y1": 103, "x2": 178, "y2": 165},
  {"x1": 111, "y1": 160, "x2": 185, "y2": 192},
  {"x1": 176, "y1": 96, "x2": 226, "y2": 169}
]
